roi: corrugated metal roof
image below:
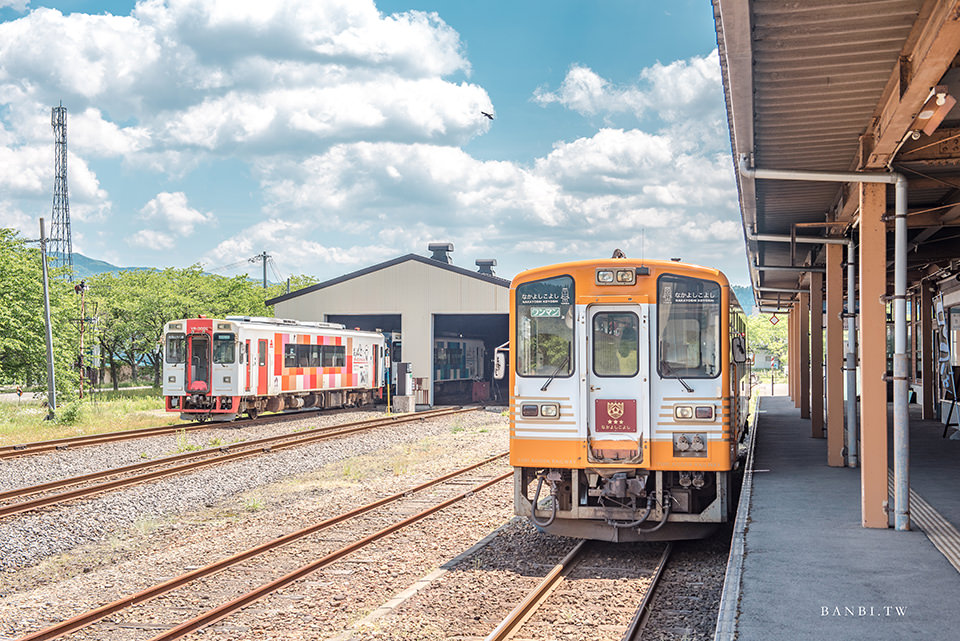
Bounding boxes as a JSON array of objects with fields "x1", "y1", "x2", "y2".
[
  {"x1": 265, "y1": 254, "x2": 510, "y2": 307},
  {"x1": 713, "y1": 0, "x2": 960, "y2": 299}
]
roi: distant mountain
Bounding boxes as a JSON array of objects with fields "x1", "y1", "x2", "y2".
[{"x1": 59, "y1": 253, "x2": 149, "y2": 279}]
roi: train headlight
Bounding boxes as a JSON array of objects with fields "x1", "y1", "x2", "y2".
[
  {"x1": 223, "y1": 376, "x2": 232, "y2": 384},
  {"x1": 521, "y1": 404, "x2": 539, "y2": 417},
  {"x1": 539, "y1": 403, "x2": 559, "y2": 418},
  {"x1": 596, "y1": 270, "x2": 615, "y2": 284},
  {"x1": 167, "y1": 376, "x2": 176, "y2": 383},
  {"x1": 616, "y1": 269, "x2": 635, "y2": 284},
  {"x1": 695, "y1": 406, "x2": 714, "y2": 420},
  {"x1": 674, "y1": 405, "x2": 694, "y2": 420}
]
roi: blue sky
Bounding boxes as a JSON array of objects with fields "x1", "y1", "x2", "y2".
[{"x1": 0, "y1": 0, "x2": 749, "y2": 285}]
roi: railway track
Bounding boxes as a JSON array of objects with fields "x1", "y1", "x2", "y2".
[
  {"x1": 484, "y1": 540, "x2": 673, "y2": 641},
  {"x1": 16, "y1": 453, "x2": 511, "y2": 641},
  {"x1": 0, "y1": 407, "x2": 476, "y2": 519},
  {"x1": 0, "y1": 405, "x2": 373, "y2": 460}
]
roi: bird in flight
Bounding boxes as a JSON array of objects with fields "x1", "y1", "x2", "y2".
[{"x1": 481, "y1": 111, "x2": 494, "y2": 120}]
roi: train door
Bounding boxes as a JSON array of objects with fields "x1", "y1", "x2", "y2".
[
  {"x1": 185, "y1": 333, "x2": 211, "y2": 394},
  {"x1": 245, "y1": 339, "x2": 252, "y2": 392},
  {"x1": 258, "y1": 339, "x2": 268, "y2": 395},
  {"x1": 586, "y1": 305, "x2": 649, "y2": 464}
]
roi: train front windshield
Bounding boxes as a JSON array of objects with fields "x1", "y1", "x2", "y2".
[
  {"x1": 516, "y1": 275, "x2": 575, "y2": 377},
  {"x1": 657, "y1": 274, "x2": 721, "y2": 378}
]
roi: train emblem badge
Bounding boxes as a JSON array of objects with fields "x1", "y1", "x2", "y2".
[
  {"x1": 595, "y1": 399, "x2": 636, "y2": 433},
  {"x1": 607, "y1": 401, "x2": 624, "y2": 419}
]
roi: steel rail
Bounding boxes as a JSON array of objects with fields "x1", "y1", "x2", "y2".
[
  {"x1": 0, "y1": 407, "x2": 474, "y2": 519},
  {"x1": 142, "y1": 471, "x2": 512, "y2": 641},
  {"x1": 0, "y1": 408, "x2": 456, "y2": 502},
  {"x1": 17, "y1": 452, "x2": 508, "y2": 641},
  {"x1": 483, "y1": 539, "x2": 589, "y2": 641},
  {"x1": 619, "y1": 542, "x2": 674, "y2": 641},
  {"x1": 0, "y1": 406, "x2": 369, "y2": 459}
]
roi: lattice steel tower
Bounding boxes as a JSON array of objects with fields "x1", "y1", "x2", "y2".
[{"x1": 50, "y1": 103, "x2": 73, "y2": 278}]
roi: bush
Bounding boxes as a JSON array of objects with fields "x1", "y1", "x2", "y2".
[{"x1": 56, "y1": 399, "x2": 85, "y2": 425}]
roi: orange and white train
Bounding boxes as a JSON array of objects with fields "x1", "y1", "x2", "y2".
[
  {"x1": 162, "y1": 316, "x2": 387, "y2": 421},
  {"x1": 506, "y1": 256, "x2": 750, "y2": 541}
]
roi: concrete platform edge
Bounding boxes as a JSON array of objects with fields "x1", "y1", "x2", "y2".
[{"x1": 713, "y1": 395, "x2": 762, "y2": 641}]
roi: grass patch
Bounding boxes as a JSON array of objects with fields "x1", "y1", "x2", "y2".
[
  {"x1": 244, "y1": 496, "x2": 265, "y2": 512},
  {"x1": 0, "y1": 388, "x2": 182, "y2": 447},
  {"x1": 173, "y1": 429, "x2": 201, "y2": 453},
  {"x1": 133, "y1": 517, "x2": 161, "y2": 536}
]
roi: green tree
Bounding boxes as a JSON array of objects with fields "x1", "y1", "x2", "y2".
[
  {"x1": 85, "y1": 266, "x2": 317, "y2": 388},
  {"x1": 0, "y1": 228, "x2": 78, "y2": 400},
  {"x1": 746, "y1": 311, "x2": 788, "y2": 366}
]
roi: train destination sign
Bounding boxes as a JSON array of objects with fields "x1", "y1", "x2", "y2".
[{"x1": 529, "y1": 307, "x2": 561, "y2": 318}]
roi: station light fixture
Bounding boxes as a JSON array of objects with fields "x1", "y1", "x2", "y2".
[{"x1": 913, "y1": 85, "x2": 956, "y2": 136}]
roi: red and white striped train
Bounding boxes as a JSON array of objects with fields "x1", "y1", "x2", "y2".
[{"x1": 162, "y1": 316, "x2": 388, "y2": 421}]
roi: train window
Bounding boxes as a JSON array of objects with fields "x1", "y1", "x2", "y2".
[
  {"x1": 284, "y1": 344, "x2": 297, "y2": 368},
  {"x1": 516, "y1": 275, "x2": 574, "y2": 378},
  {"x1": 592, "y1": 312, "x2": 638, "y2": 377},
  {"x1": 392, "y1": 341, "x2": 401, "y2": 362},
  {"x1": 657, "y1": 274, "x2": 721, "y2": 379},
  {"x1": 213, "y1": 333, "x2": 236, "y2": 364},
  {"x1": 322, "y1": 345, "x2": 346, "y2": 368},
  {"x1": 297, "y1": 345, "x2": 311, "y2": 368},
  {"x1": 165, "y1": 334, "x2": 185, "y2": 364},
  {"x1": 258, "y1": 341, "x2": 267, "y2": 367},
  {"x1": 309, "y1": 345, "x2": 321, "y2": 367}
]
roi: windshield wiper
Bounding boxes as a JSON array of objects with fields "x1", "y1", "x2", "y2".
[
  {"x1": 541, "y1": 354, "x2": 570, "y2": 391},
  {"x1": 661, "y1": 361, "x2": 694, "y2": 393}
]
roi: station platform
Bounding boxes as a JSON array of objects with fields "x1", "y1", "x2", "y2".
[{"x1": 716, "y1": 395, "x2": 960, "y2": 641}]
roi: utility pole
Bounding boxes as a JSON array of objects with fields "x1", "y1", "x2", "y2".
[
  {"x1": 249, "y1": 251, "x2": 270, "y2": 289},
  {"x1": 39, "y1": 218, "x2": 57, "y2": 419}
]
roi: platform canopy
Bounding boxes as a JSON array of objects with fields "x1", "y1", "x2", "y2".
[{"x1": 715, "y1": 0, "x2": 960, "y2": 306}]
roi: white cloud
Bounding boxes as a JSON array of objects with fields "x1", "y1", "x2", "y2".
[
  {"x1": 128, "y1": 229, "x2": 175, "y2": 251},
  {"x1": 161, "y1": 79, "x2": 491, "y2": 152},
  {"x1": 533, "y1": 50, "x2": 723, "y2": 126},
  {"x1": 71, "y1": 108, "x2": 150, "y2": 157},
  {"x1": 0, "y1": 144, "x2": 47, "y2": 198},
  {"x1": 203, "y1": 217, "x2": 395, "y2": 272},
  {"x1": 0, "y1": 0, "x2": 487, "y2": 163},
  {"x1": 140, "y1": 192, "x2": 215, "y2": 236},
  {"x1": 0, "y1": 1, "x2": 29, "y2": 12},
  {"x1": 0, "y1": 200, "x2": 33, "y2": 236},
  {"x1": 232, "y1": 118, "x2": 742, "y2": 278}
]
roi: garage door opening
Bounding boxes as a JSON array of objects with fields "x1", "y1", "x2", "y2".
[{"x1": 433, "y1": 314, "x2": 508, "y2": 406}]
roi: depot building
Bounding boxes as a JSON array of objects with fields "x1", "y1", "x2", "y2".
[{"x1": 266, "y1": 244, "x2": 509, "y2": 406}]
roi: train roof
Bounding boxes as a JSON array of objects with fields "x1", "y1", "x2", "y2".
[
  {"x1": 511, "y1": 258, "x2": 731, "y2": 289},
  {"x1": 163, "y1": 316, "x2": 385, "y2": 338}
]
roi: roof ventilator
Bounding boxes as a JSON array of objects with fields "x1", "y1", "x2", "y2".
[
  {"x1": 476, "y1": 259, "x2": 497, "y2": 275},
  {"x1": 428, "y1": 242, "x2": 454, "y2": 264}
]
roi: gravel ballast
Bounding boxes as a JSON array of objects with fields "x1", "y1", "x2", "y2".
[
  {"x1": 0, "y1": 409, "x2": 501, "y2": 574},
  {"x1": 0, "y1": 405, "x2": 734, "y2": 641}
]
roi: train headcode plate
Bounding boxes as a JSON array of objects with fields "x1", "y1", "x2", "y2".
[{"x1": 594, "y1": 399, "x2": 637, "y2": 433}]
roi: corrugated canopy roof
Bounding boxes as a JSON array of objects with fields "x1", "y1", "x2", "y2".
[{"x1": 715, "y1": 0, "x2": 960, "y2": 308}]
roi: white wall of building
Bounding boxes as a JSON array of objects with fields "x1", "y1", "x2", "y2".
[{"x1": 272, "y1": 258, "x2": 509, "y2": 404}]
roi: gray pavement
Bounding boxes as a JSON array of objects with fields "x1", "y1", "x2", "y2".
[{"x1": 735, "y1": 395, "x2": 960, "y2": 641}]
